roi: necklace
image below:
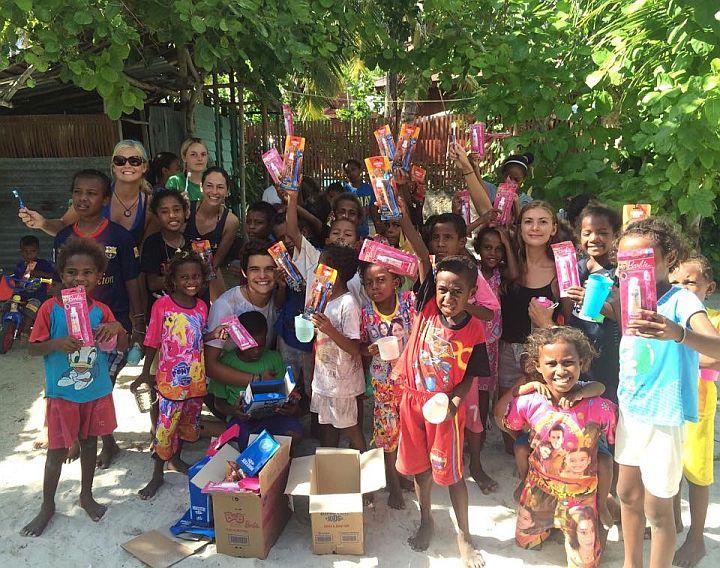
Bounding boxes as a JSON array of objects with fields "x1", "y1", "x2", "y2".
[{"x1": 114, "y1": 191, "x2": 140, "y2": 218}]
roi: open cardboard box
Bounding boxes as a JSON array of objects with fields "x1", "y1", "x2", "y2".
[
  {"x1": 284, "y1": 448, "x2": 386, "y2": 555},
  {"x1": 242, "y1": 367, "x2": 296, "y2": 418},
  {"x1": 191, "y1": 434, "x2": 292, "y2": 559}
]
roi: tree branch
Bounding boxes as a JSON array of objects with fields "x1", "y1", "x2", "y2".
[
  {"x1": 123, "y1": 73, "x2": 179, "y2": 97},
  {"x1": 0, "y1": 64, "x2": 35, "y2": 106}
]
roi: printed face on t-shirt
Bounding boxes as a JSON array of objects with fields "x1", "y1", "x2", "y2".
[
  {"x1": 549, "y1": 428, "x2": 564, "y2": 450},
  {"x1": 72, "y1": 177, "x2": 109, "y2": 219}
]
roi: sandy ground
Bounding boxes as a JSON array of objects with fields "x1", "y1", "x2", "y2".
[{"x1": 1, "y1": 345, "x2": 719, "y2": 568}]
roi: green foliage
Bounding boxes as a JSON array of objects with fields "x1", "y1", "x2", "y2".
[{"x1": 335, "y1": 66, "x2": 384, "y2": 120}]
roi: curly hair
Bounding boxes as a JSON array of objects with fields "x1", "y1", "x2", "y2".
[
  {"x1": 319, "y1": 243, "x2": 359, "y2": 286},
  {"x1": 679, "y1": 254, "x2": 714, "y2": 283},
  {"x1": 435, "y1": 255, "x2": 478, "y2": 288},
  {"x1": 522, "y1": 326, "x2": 597, "y2": 374},
  {"x1": 164, "y1": 250, "x2": 208, "y2": 292},
  {"x1": 620, "y1": 217, "x2": 689, "y2": 272},
  {"x1": 56, "y1": 237, "x2": 108, "y2": 275}
]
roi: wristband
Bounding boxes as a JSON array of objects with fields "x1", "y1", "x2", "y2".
[
  {"x1": 675, "y1": 326, "x2": 687, "y2": 344},
  {"x1": 462, "y1": 170, "x2": 475, "y2": 176}
]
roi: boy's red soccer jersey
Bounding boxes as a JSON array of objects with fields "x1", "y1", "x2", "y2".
[{"x1": 394, "y1": 299, "x2": 490, "y2": 485}]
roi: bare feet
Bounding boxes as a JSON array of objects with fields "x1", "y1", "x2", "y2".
[
  {"x1": 96, "y1": 438, "x2": 120, "y2": 469},
  {"x1": 167, "y1": 456, "x2": 190, "y2": 474},
  {"x1": 20, "y1": 505, "x2": 55, "y2": 537},
  {"x1": 65, "y1": 440, "x2": 80, "y2": 463},
  {"x1": 598, "y1": 501, "x2": 614, "y2": 528},
  {"x1": 79, "y1": 494, "x2": 107, "y2": 522},
  {"x1": 408, "y1": 518, "x2": 434, "y2": 551},
  {"x1": 138, "y1": 477, "x2": 164, "y2": 500},
  {"x1": 457, "y1": 532, "x2": 485, "y2": 568},
  {"x1": 387, "y1": 490, "x2": 406, "y2": 510},
  {"x1": 473, "y1": 470, "x2": 499, "y2": 495},
  {"x1": 673, "y1": 535, "x2": 706, "y2": 568}
]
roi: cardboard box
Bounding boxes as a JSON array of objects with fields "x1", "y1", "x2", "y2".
[
  {"x1": 242, "y1": 367, "x2": 296, "y2": 418},
  {"x1": 192, "y1": 435, "x2": 293, "y2": 559},
  {"x1": 284, "y1": 448, "x2": 386, "y2": 555}
]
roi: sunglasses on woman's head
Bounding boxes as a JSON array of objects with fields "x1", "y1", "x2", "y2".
[{"x1": 112, "y1": 155, "x2": 145, "y2": 167}]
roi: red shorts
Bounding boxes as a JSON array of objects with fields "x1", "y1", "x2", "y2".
[
  {"x1": 46, "y1": 394, "x2": 117, "y2": 450},
  {"x1": 396, "y1": 388, "x2": 466, "y2": 486}
]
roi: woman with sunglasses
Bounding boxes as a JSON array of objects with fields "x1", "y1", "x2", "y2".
[
  {"x1": 19, "y1": 140, "x2": 157, "y2": 244},
  {"x1": 166, "y1": 138, "x2": 209, "y2": 201}
]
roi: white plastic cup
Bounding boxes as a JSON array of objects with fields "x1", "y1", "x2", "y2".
[
  {"x1": 295, "y1": 315, "x2": 315, "y2": 343},
  {"x1": 376, "y1": 336, "x2": 400, "y2": 361},
  {"x1": 422, "y1": 392, "x2": 449, "y2": 424}
]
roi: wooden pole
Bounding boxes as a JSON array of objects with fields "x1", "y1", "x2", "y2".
[
  {"x1": 238, "y1": 84, "x2": 246, "y2": 221},
  {"x1": 261, "y1": 102, "x2": 269, "y2": 186}
]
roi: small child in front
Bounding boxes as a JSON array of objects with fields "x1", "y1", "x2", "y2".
[
  {"x1": 499, "y1": 327, "x2": 617, "y2": 568},
  {"x1": 131, "y1": 251, "x2": 223, "y2": 499},
  {"x1": 21, "y1": 238, "x2": 127, "y2": 537},
  {"x1": 392, "y1": 254, "x2": 489, "y2": 568}
]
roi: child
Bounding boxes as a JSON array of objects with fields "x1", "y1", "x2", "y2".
[
  {"x1": 610, "y1": 218, "x2": 720, "y2": 568},
  {"x1": 359, "y1": 260, "x2": 416, "y2": 509},
  {"x1": 669, "y1": 255, "x2": 718, "y2": 568},
  {"x1": 245, "y1": 200, "x2": 277, "y2": 241},
  {"x1": 207, "y1": 310, "x2": 303, "y2": 448},
  {"x1": 14, "y1": 234, "x2": 58, "y2": 289},
  {"x1": 499, "y1": 327, "x2": 616, "y2": 568},
  {"x1": 54, "y1": 169, "x2": 142, "y2": 468},
  {"x1": 308, "y1": 244, "x2": 366, "y2": 450},
  {"x1": 422, "y1": 212, "x2": 500, "y2": 494},
  {"x1": 343, "y1": 157, "x2": 377, "y2": 238},
  {"x1": 21, "y1": 238, "x2": 127, "y2": 537},
  {"x1": 391, "y1": 253, "x2": 489, "y2": 567},
  {"x1": 140, "y1": 189, "x2": 190, "y2": 309},
  {"x1": 565, "y1": 203, "x2": 622, "y2": 403},
  {"x1": 166, "y1": 137, "x2": 208, "y2": 201},
  {"x1": 130, "y1": 252, "x2": 223, "y2": 499}
]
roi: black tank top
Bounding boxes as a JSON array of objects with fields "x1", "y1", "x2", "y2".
[
  {"x1": 501, "y1": 281, "x2": 556, "y2": 344},
  {"x1": 184, "y1": 200, "x2": 230, "y2": 252}
]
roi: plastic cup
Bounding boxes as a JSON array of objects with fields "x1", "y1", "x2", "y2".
[
  {"x1": 376, "y1": 336, "x2": 400, "y2": 361},
  {"x1": 133, "y1": 383, "x2": 157, "y2": 414},
  {"x1": 295, "y1": 315, "x2": 315, "y2": 343},
  {"x1": 579, "y1": 274, "x2": 613, "y2": 321},
  {"x1": 536, "y1": 296, "x2": 554, "y2": 309},
  {"x1": 96, "y1": 334, "x2": 117, "y2": 353},
  {"x1": 422, "y1": 392, "x2": 449, "y2": 424}
]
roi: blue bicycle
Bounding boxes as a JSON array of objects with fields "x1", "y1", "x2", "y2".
[{"x1": 0, "y1": 271, "x2": 52, "y2": 354}]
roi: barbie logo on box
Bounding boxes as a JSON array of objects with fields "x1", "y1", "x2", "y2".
[
  {"x1": 61, "y1": 286, "x2": 94, "y2": 346},
  {"x1": 359, "y1": 239, "x2": 419, "y2": 279},
  {"x1": 617, "y1": 248, "x2": 657, "y2": 335},
  {"x1": 550, "y1": 241, "x2": 581, "y2": 298}
]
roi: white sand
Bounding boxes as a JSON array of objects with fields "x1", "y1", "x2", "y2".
[{"x1": 1, "y1": 345, "x2": 718, "y2": 567}]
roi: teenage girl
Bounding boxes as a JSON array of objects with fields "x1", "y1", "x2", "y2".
[{"x1": 166, "y1": 138, "x2": 209, "y2": 201}]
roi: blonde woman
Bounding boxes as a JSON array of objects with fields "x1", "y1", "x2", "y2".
[
  {"x1": 19, "y1": 140, "x2": 157, "y2": 243},
  {"x1": 166, "y1": 137, "x2": 209, "y2": 201}
]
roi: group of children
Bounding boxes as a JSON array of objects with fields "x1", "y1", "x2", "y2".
[{"x1": 11, "y1": 135, "x2": 719, "y2": 568}]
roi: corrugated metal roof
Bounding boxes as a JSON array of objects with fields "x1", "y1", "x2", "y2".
[{"x1": 0, "y1": 157, "x2": 109, "y2": 273}]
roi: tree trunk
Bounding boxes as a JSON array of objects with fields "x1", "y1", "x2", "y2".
[{"x1": 384, "y1": 72, "x2": 398, "y2": 123}]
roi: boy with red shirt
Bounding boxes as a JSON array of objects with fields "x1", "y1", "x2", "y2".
[{"x1": 392, "y1": 254, "x2": 489, "y2": 568}]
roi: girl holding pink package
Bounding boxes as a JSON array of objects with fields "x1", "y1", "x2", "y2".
[{"x1": 498, "y1": 201, "x2": 562, "y2": 454}]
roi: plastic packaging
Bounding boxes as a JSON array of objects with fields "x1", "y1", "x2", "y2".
[
  {"x1": 365, "y1": 155, "x2": 402, "y2": 221},
  {"x1": 376, "y1": 336, "x2": 400, "y2": 361},
  {"x1": 303, "y1": 263, "x2": 337, "y2": 318},
  {"x1": 261, "y1": 148, "x2": 284, "y2": 185},
  {"x1": 410, "y1": 165, "x2": 427, "y2": 202},
  {"x1": 622, "y1": 204, "x2": 651, "y2": 229},
  {"x1": 358, "y1": 238, "x2": 419, "y2": 278},
  {"x1": 617, "y1": 247, "x2": 657, "y2": 335},
  {"x1": 133, "y1": 383, "x2": 158, "y2": 414},
  {"x1": 374, "y1": 124, "x2": 396, "y2": 159},
  {"x1": 280, "y1": 136, "x2": 305, "y2": 192},
  {"x1": 268, "y1": 241, "x2": 304, "y2": 291},
  {"x1": 282, "y1": 104, "x2": 294, "y2": 137},
  {"x1": 61, "y1": 286, "x2": 93, "y2": 346},
  {"x1": 191, "y1": 239, "x2": 217, "y2": 280},
  {"x1": 221, "y1": 315, "x2": 259, "y2": 351},
  {"x1": 393, "y1": 123, "x2": 421, "y2": 171},
  {"x1": 578, "y1": 274, "x2": 613, "y2": 321},
  {"x1": 11, "y1": 188, "x2": 25, "y2": 208},
  {"x1": 550, "y1": 241, "x2": 581, "y2": 298},
  {"x1": 493, "y1": 180, "x2": 518, "y2": 226},
  {"x1": 457, "y1": 190, "x2": 471, "y2": 227},
  {"x1": 422, "y1": 393, "x2": 449, "y2": 424},
  {"x1": 469, "y1": 123, "x2": 485, "y2": 156}
]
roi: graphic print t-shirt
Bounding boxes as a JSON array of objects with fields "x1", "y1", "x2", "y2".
[
  {"x1": 505, "y1": 392, "x2": 617, "y2": 497},
  {"x1": 144, "y1": 295, "x2": 208, "y2": 400},
  {"x1": 30, "y1": 298, "x2": 115, "y2": 403}
]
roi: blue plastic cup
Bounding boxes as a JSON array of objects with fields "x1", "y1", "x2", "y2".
[
  {"x1": 295, "y1": 315, "x2": 315, "y2": 343},
  {"x1": 579, "y1": 274, "x2": 613, "y2": 321}
]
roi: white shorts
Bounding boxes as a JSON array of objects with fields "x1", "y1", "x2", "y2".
[
  {"x1": 310, "y1": 392, "x2": 358, "y2": 429},
  {"x1": 615, "y1": 411, "x2": 684, "y2": 498}
]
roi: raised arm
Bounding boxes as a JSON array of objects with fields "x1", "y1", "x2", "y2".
[
  {"x1": 19, "y1": 204, "x2": 78, "y2": 237},
  {"x1": 397, "y1": 196, "x2": 431, "y2": 283},
  {"x1": 284, "y1": 190, "x2": 304, "y2": 251},
  {"x1": 449, "y1": 142, "x2": 493, "y2": 216}
]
